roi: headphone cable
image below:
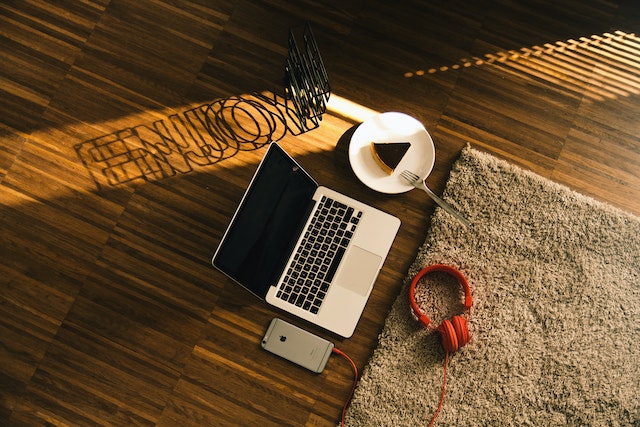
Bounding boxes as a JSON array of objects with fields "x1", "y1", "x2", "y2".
[{"x1": 428, "y1": 350, "x2": 449, "y2": 427}]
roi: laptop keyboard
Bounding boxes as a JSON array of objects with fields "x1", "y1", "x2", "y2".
[{"x1": 276, "y1": 196, "x2": 363, "y2": 314}]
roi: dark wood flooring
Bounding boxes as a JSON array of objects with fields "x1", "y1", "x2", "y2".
[{"x1": 2, "y1": 1, "x2": 639, "y2": 426}]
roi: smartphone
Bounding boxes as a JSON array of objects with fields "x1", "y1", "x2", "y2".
[{"x1": 261, "y1": 318, "x2": 334, "y2": 373}]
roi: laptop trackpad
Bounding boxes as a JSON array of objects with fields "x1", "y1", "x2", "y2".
[{"x1": 335, "y1": 246, "x2": 382, "y2": 296}]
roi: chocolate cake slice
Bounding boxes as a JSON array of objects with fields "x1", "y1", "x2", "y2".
[{"x1": 370, "y1": 142, "x2": 411, "y2": 174}]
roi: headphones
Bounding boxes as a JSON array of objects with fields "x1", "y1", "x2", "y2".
[{"x1": 409, "y1": 264, "x2": 472, "y2": 353}]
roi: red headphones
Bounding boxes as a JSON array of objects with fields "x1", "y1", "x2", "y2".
[{"x1": 409, "y1": 264, "x2": 472, "y2": 353}]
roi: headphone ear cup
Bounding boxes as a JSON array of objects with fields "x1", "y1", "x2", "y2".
[
  {"x1": 451, "y1": 315, "x2": 470, "y2": 349},
  {"x1": 437, "y1": 319, "x2": 459, "y2": 353}
]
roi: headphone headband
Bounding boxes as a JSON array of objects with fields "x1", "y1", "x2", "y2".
[{"x1": 408, "y1": 264, "x2": 472, "y2": 329}]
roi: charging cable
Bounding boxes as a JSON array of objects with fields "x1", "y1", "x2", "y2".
[{"x1": 332, "y1": 347, "x2": 358, "y2": 427}]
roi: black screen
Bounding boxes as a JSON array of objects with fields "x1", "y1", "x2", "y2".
[{"x1": 213, "y1": 143, "x2": 318, "y2": 297}]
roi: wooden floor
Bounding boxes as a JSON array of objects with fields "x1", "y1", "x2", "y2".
[{"x1": 2, "y1": 1, "x2": 639, "y2": 426}]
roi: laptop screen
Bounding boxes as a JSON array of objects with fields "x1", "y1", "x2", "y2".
[{"x1": 213, "y1": 143, "x2": 318, "y2": 297}]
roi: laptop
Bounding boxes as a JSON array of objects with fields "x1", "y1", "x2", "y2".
[{"x1": 212, "y1": 142, "x2": 401, "y2": 337}]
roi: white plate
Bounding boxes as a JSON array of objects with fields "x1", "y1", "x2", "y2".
[{"x1": 348, "y1": 112, "x2": 435, "y2": 194}]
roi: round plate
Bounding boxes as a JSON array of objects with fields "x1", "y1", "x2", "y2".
[{"x1": 348, "y1": 112, "x2": 435, "y2": 194}]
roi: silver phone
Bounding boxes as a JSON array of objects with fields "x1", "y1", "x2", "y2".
[{"x1": 261, "y1": 318, "x2": 334, "y2": 373}]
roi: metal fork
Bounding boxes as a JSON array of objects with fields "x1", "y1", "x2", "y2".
[{"x1": 400, "y1": 170, "x2": 471, "y2": 228}]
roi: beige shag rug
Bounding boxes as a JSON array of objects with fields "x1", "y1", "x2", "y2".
[{"x1": 344, "y1": 146, "x2": 640, "y2": 426}]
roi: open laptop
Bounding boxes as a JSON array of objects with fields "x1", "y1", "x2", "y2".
[{"x1": 212, "y1": 142, "x2": 400, "y2": 337}]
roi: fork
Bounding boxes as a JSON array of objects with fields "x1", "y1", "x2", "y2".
[{"x1": 400, "y1": 170, "x2": 471, "y2": 228}]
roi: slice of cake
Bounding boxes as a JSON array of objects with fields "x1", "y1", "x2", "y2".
[{"x1": 370, "y1": 141, "x2": 411, "y2": 174}]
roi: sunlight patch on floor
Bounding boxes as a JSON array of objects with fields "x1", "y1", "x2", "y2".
[{"x1": 404, "y1": 31, "x2": 640, "y2": 102}]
